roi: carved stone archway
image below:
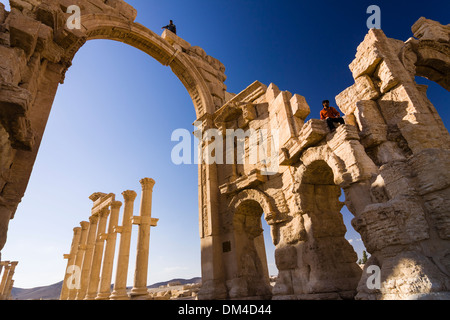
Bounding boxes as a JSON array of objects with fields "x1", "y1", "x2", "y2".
[{"x1": 0, "y1": 0, "x2": 228, "y2": 299}]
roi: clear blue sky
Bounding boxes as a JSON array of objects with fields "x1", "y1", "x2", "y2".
[{"x1": 1, "y1": 0, "x2": 449, "y2": 289}]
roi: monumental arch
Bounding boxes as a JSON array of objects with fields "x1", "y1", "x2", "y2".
[{"x1": 0, "y1": 1, "x2": 449, "y2": 300}]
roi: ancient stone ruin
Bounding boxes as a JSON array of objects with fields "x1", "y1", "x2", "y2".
[
  {"x1": 60, "y1": 178, "x2": 158, "y2": 300},
  {"x1": 0, "y1": 260, "x2": 18, "y2": 300},
  {"x1": 0, "y1": 0, "x2": 448, "y2": 300}
]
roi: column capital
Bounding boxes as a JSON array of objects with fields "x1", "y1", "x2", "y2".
[
  {"x1": 111, "y1": 201, "x2": 123, "y2": 209},
  {"x1": 99, "y1": 207, "x2": 110, "y2": 218},
  {"x1": 140, "y1": 178, "x2": 155, "y2": 191},
  {"x1": 63, "y1": 254, "x2": 71, "y2": 260},
  {"x1": 73, "y1": 227, "x2": 82, "y2": 233},
  {"x1": 122, "y1": 190, "x2": 137, "y2": 201},
  {"x1": 89, "y1": 215, "x2": 99, "y2": 224},
  {"x1": 80, "y1": 221, "x2": 90, "y2": 229}
]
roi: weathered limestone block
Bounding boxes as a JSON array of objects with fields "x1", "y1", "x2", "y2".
[
  {"x1": 327, "y1": 125, "x2": 378, "y2": 184},
  {"x1": 372, "y1": 141, "x2": 406, "y2": 165},
  {"x1": 354, "y1": 199, "x2": 430, "y2": 253},
  {"x1": 9, "y1": 0, "x2": 41, "y2": 13},
  {"x1": 33, "y1": 1, "x2": 64, "y2": 29},
  {"x1": 35, "y1": 22, "x2": 64, "y2": 63},
  {"x1": 0, "y1": 46, "x2": 27, "y2": 86},
  {"x1": 409, "y1": 149, "x2": 450, "y2": 240},
  {"x1": 409, "y1": 149, "x2": 450, "y2": 196},
  {"x1": 377, "y1": 84, "x2": 447, "y2": 153},
  {"x1": 8, "y1": 115, "x2": 34, "y2": 150},
  {"x1": 290, "y1": 94, "x2": 310, "y2": 120},
  {"x1": 275, "y1": 245, "x2": 297, "y2": 270},
  {"x1": 349, "y1": 28, "x2": 405, "y2": 81},
  {"x1": 378, "y1": 160, "x2": 416, "y2": 200},
  {"x1": 370, "y1": 174, "x2": 389, "y2": 204},
  {"x1": 422, "y1": 189, "x2": 450, "y2": 240},
  {"x1": 271, "y1": 269, "x2": 293, "y2": 297},
  {"x1": 104, "y1": 0, "x2": 138, "y2": 21},
  {"x1": 412, "y1": 17, "x2": 450, "y2": 43},
  {"x1": 187, "y1": 46, "x2": 226, "y2": 75},
  {"x1": 279, "y1": 119, "x2": 329, "y2": 166},
  {"x1": 350, "y1": 29, "x2": 385, "y2": 79},
  {"x1": 354, "y1": 100, "x2": 388, "y2": 148},
  {"x1": 357, "y1": 251, "x2": 450, "y2": 300},
  {"x1": 398, "y1": 112, "x2": 447, "y2": 152},
  {"x1": 0, "y1": 83, "x2": 32, "y2": 116},
  {"x1": 0, "y1": 125, "x2": 14, "y2": 191},
  {"x1": 269, "y1": 90, "x2": 297, "y2": 148},
  {"x1": 299, "y1": 237, "x2": 361, "y2": 295},
  {"x1": 162, "y1": 29, "x2": 191, "y2": 50},
  {"x1": 0, "y1": 3, "x2": 5, "y2": 24},
  {"x1": 298, "y1": 185, "x2": 345, "y2": 237},
  {"x1": 279, "y1": 214, "x2": 306, "y2": 245},
  {"x1": 375, "y1": 60, "x2": 400, "y2": 94},
  {"x1": 335, "y1": 74, "x2": 380, "y2": 115},
  {"x1": 265, "y1": 83, "x2": 280, "y2": 104},
  {"x1": 344, "y1": 180, "x2": 373, "y2": 216},
  {"x1": 6, "y1": 8, "x2": 42, "y2": 59}
]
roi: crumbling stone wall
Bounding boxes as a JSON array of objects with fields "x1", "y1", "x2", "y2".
[{"x1": 211, "y1": 18, "x2": 449, "y2": 300}]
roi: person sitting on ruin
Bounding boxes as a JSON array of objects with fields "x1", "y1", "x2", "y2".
[
  {"x1": 320, "y1": 100, "x2": 345, "y2": 132},
  {"x1": 162, "y1": 20, "x2": 177, "y2": 35}
]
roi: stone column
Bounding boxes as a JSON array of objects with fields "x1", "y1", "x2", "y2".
[
  {"x1": 0, "y1": 261, "x2": 10, "y2": 300},
  {"x1": 130, "y1": 178, "x2": 158, "y2": 298},
  {"x1": 5, "y1": 280, "x2": 14, "y2": 300},
  {"x1": 85, "y1": 208, "x2": 110, "y2": 300},
  {"x1": 196, "y1": 115, "x2": 228, "y2": 300},
  {"x1": 110, "y1": 190, "x2": 137, "y2": 300},
  {"x1": 1, "y1": 261, "x2": 17, "y2": 300},
  {"x1": 96, "y1": 200, "x2": 122, "y2": 300},
  {"x1": 60, "y1": 227, "x2": 82, "y2": 300},
  {"x1": 68, "y1": 221, "x2": 89, "y2": 300},
  {"x1": 76, "y1": 214, "x2": 99, "y2": 300}
]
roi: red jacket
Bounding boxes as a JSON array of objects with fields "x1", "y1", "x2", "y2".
[{"x1": 320, "y1": 107, "x2": 341, "y2": 120}]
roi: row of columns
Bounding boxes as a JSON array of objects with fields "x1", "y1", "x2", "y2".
[
  {"x1": 0, "y1": 261, "x2": 18, "y2": 300},
  {"x1": 60, "y1": 178, "x2": 158, "y2": 300}
]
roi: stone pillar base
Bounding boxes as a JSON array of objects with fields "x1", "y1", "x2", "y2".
[
  {"x1": 197, "y1": 279, "x2": 228, "y2": 300},
  {"x1": 94, "y1": 293, "x2": 111, "y2": 300},
  {"x1": 129, "y1": 294, "x2": 152, "y2": 300},
  {"x1": 130, "y1": 287, "x2": 149, "y2": 298},
  {"x1": 109, "y1": 290, "x2": 130, "y2": 300}
]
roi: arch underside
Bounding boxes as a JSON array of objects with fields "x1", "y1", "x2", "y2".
[
  {"x1": 77, "y1": 15, "x2": 215, "y2": 119},
  {"x1": 414, "y1": 41, "x2": 450, "y2": 91}
]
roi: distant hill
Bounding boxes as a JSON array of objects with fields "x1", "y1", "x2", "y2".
[
  {"x1": 11, "y1": 277, "x2": 202, "y2": 300},
  {"x1": 147, "y1": 277, "x2": 201, "y2": 289},
  {"x1": 11, "y1": 281, "x2": 63, "y2": 300}
]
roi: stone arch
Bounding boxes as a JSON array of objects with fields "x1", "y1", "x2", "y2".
[
  {"x1": 296, "y1": 144, "x2": 347, "y2": 187},
  {"x1": 291, "y1": 156, "x2": 362, "y2": 299},
  {"x1": 407, "y1": 17, "x2": 450, "y2": 91},
  {"x1": 0, "y1": 1, "x2": 227, "y2": 299},
  {"x1": 224, "y1": 194, "x2": 274, "y2": 299},
  {"x1": 228, "y1": 188, "x2": 278, "y2": 225},
  {"x1": 73, "y1": 13, "x2": 217, "y2": 118}
]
